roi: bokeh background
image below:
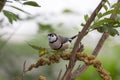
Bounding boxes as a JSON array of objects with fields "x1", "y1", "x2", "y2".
[{"x1": 0, "y1": 0, "x2": 120, "y2": 80}]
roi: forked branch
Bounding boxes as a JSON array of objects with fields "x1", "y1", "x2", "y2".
[{"x1": 62, "y1": 0, "x2": 107, "y2": 80}]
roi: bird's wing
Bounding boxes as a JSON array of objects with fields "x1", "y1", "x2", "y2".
[{"x1": 59, "y1": 35, "x2": 69, "y2": 44}]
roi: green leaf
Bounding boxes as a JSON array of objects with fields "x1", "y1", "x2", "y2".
[
  {"x1": 102, "y1": 10, "x2": 120, "y2": 17},
  {"x1": 115, "y1": 17, "x2": 120, "y2": 22},
  {"x1": 96, "y1": 26, "x2": 108, "y2": 33},
  {"x1": 111, "y1": 2, "x2": 120, "y2": 9},
  {"x1": 96, "y1": 27, "x2": 104, "y2": 33},
  {"x1": 96, "y1": 25, "x2": 119, "y2": 36},
  {"x1": 97, "y1": 12, "x2": 103, "y2": 19},
  {"x1": 3, "y1": 10, "x2": 19, "y2": 23},
  {"x1": 97, "y1": 10, "x2": 120, "y2": 19},
  {"x1": 84, "y1": 14, "x2": 89, "y2": 22},
  {"x1": 10, "y1": 6, "x2": 30, "y2": 14},
  {"x1": 27, "y1": 42, "x2": 49, "y2": 57},
  {"x1": 108, "y1": 27, "x2": 119, "y2": 36},
  {"x1": 106, "y1": 0, "x2": 110, "y2": 6},
  {"x1": 63, "y1": 9, "x2": 73, "y2": 13},
  {"x1": 103, "y1": 4, "x2": 108, "y2": 11},
  {"x1": 27, "y1": 42, "x2": 41, "y2": 50},
  {"x1": 91, "y1": 18, "x2": 116, "y2": 28},
  {"x1": 38, "y1": 23, "x2": 54, "y2": 32},
  {"x1": 23, "y1": 1, "x2": 41, "y2": 7},
  {"x1": 81, "y1": 23, "x2": 85, "y2": 27}
]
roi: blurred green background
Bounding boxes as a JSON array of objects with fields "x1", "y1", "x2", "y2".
[{"x1": 0, "y1": 0, "x2": 120, "y2": 80}]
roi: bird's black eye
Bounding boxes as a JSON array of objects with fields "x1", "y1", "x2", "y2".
[
  {"x1": 48, "y1": 34, "x2": 55, "y2": 37},
  {"x1": 51, "y1": 35, "x2": 54, "y2": 37}
]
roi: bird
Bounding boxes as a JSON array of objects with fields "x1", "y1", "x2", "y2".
[{"x1": 48, "y1": 33, "x2": 77, "y2": 50}]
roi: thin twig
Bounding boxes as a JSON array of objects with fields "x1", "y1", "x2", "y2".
[
  {"x1": 62, "y1": 0, "x2": 107, "y2": 80},
  {"x1": 57, "y1": 69, "x2": 62, "y2": 80},
  {"x1": 21, "y1": 60, "x2": 26, "y2": 80}
]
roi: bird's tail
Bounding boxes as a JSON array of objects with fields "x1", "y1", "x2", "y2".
[{"x1": 69, "y1": 35, "x2": 78, "y2": 42}]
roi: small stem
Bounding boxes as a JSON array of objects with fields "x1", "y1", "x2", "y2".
[{"x1": 57, "y1": 69, "x2": 62, "y2": 80}]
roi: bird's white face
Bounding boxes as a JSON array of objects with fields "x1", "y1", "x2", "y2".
[{"x1": 48, "y1": 33, "x2": 57, "y2": 42}]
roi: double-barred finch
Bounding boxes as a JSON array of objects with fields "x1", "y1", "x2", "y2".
[{"x1": 48, "y1": 33, "x2": 77, "y2": 50}]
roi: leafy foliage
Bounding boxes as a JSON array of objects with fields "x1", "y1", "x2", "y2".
[
  {"x1": 92, "y1": 18, "x2": 120, "y2": 28},
  {"x1": 96, "y1": 24, "x2": 119, "y2": 36},
  {"x1": 23, "y1": 1, "x2": 41, "y2": 7},
  {"x1": 3, "y1": 10, "x2": 19, "y2": 23},
  {"x1": 27, "y1": 42, "x2": 49, "y2": 57},
  {"x1": 10, "y1": 6, "x2": 30, "y2": 14},
  {"x1": 102, "y1": 10, "x2": 120, "y2": 17},
  {"x1": 84, "y1": 14, "x2": 89, "y2": 22},
  {"x1": 111, "y1": 2, "x2": 120, "y2": 9},
  {"x1": 1, "y1": 0, "x2": 40, "y2": 24},
  {"x1": 103, "y1": 3, "x2": 108, "y2": 11},
  {"x1": 97, "y1": 12, "x2": 103, "y2": 19},
  {"x1": 81, "y1": 2, "x2": 120, "y2": 37},
  {"x1": 27, "y1": 42, "x2": 41, "y2": 50},
  {"x1": 27, "y1": 42, "x2": 65, "y2": 57}
]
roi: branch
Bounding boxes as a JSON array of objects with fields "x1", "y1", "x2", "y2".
[
  {"x1": 62, "y1": 0, "x2": 107, "y2": 80},
  {"x1": 72, "y1": 0, "x2": 120, "y2": 79}
]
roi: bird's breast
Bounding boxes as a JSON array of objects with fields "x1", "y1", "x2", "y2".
[
  {"x1": 49, "y1": 41, "x2": 61, "y2": 50},
  {"x1": 49, "y1": 41, "x2": 70, "y2": 50}
]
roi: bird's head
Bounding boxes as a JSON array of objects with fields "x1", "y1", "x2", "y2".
[{"x1": 48, "y1": 33, "x2": 57, "y2": 43}]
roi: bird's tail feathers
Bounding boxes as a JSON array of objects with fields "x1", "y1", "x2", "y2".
[{"x1": 69, "y1": 35, "x2": 78, "y2": 42}]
